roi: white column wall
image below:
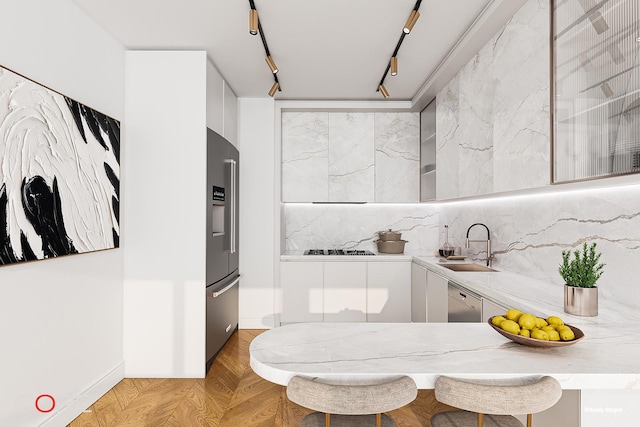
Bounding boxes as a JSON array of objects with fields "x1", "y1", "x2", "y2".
[
  {"x1": 237, "y1": 98, "x2": 276, "y2": 328},
  {"x1": 123, "y1": 51, "x2": 207, "y2": 377},
  {"x1": 0, "y1": 1, "x2": 125, "y2": 426}
]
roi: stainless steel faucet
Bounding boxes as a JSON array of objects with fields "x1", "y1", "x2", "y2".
[{"x1": 465, "y1": 223, "x2": 494, "y2": 267}]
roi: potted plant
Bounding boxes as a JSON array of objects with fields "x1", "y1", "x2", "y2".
[{"x1": 558, "y1": 242, "x2": 605, "y2": 316}]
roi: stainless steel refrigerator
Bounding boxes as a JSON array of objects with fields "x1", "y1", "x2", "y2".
[{"x1": 206, "y1": 128, "x2": 239, "y2": 371}]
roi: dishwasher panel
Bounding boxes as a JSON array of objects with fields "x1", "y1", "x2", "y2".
[{"x1": 447, "y1": 281, "x2": 482, "y2": 323}]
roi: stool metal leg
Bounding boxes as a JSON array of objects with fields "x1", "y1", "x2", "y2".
[
  {"x1": 527, "y1": 413, "x2": 532, "y2": 427},
  {"x1": 376, "y1": 413, "x2": 382, "y2": 427},
  {"x1": 325, "y1": 412, "x2": 330, "y2": 427},
  {"x1": 477, "y1": 413, "x2": 483, "y2": 427}
]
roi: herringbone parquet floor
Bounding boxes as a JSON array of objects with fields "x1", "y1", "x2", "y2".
[{"x1": 68, "y1": 329, "x2": 453, "y2": 427}]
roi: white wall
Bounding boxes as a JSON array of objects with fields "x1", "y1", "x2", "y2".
[
  {"x1": 0, "y1": 1, "x2": 125, "y2": 426},
  {"x1": 123, "y1": 51, "x2": 207, "y2": 377},
  {"x1": 237, "y1": 98, "x2": 277, "y2": 328}
]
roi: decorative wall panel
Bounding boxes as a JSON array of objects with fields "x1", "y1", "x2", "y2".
[
  {"x1": 0, "y1": 66, "x2": 120, "y2": 265},
  {"x1": 553, "y1": 0, "x2": 640, "y2": 182}
]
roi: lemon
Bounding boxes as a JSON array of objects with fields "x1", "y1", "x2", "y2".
[
  {"x1": 541, "y1": 325, "x2": 556, "y2": 333},
  {"x1": 547, "y1": 316, "x2": 564, "y2": 327},
  {"x1": 518, "y1": 313, "x2": 536, "y2": 330},
  {"x1": 559, "y1": 328, "x2": 575, "y2": 341},
  {"x1": 535, "y1": 317, "x2": 548, "y2": 328},
  {"x1": 531, "y1": 329, "x2": 549, "y2": 341},
  {"x1": 492, "y1": 316, "x2": 507, "y2": 327},
  {"x1": 547, "y1": 330, "x2": 560, "y2": 341},
  {"x1": 500, "y1": 319, "x2": 521, "y2": 334},
  {"x1": 519, "y1": 329, "x2": 531, "y2": 338},
  {"x1": 506, "y1": 309, "x2": 523, "y2": 322}
]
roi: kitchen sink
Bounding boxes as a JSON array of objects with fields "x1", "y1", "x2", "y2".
[{"x1": 440, "y1": 263, "x2": 498, "y2": 272}]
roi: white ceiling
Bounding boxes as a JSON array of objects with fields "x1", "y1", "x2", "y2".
[{"x1": 72, "y1": 0, "x2": 526, "y2": 102}]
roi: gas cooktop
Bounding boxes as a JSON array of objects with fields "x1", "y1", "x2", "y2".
[{"x1": 304, "y1": 249, "x2": 376, "y2": 256}]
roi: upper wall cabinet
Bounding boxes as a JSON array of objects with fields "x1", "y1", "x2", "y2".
[
  {"x1": 552, "y1": 0, "x2": 640, "y2": 183},
  {"x1": 282, "y1": 112, "x2": 419, "y2": 202},
  {"x1": 436, "y1": 1, "x2": 551, "y2": 200}
]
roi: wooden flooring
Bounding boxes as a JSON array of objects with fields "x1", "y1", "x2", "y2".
[{"x1": 68, "y1": 330, "x2": 454, "y2": 427}]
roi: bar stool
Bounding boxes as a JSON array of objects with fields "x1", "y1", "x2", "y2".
[
  {"x1": 430, "y1": 375, "x2": 562, "y2": 427},
  {"x1": 286, "y1": 375, "x2": 418, "y2": 427}
]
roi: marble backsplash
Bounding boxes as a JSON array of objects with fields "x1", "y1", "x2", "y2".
[
  {"x1": 283, "y1": 203, "x2": 439, "y2": 254},
  {"x1": 440, "y1": 183, "x2": 640, "y2": 309}
]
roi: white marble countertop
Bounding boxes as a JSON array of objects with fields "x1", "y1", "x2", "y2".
[
  {"x1": 250, "y1": 322, "x2": 640, "y2": 390},
  {"x1": 281, "y1": 250, "x2": 413, "y2": 261},
  {"x1": 253, "y1": 256, "x2": 640, "y2": 389}
]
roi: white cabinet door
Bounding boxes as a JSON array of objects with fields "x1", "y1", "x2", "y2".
[
  {"x1": 367, "y1": 262, "x2": 411, "y2": 322},
  {"x1": 280, "y1": 262, "x2": 324, "y2": 323},
  {"x1": 411, "y1": 263, "x2": 427, "y2": 322},
  {"x1": 482, "y1": 298, "x2": 508, "y2": 323},
  {"x1": 324, "y1": 262, "x2": 367, "y2": 322},
  {"x1": 426, "y1": 270, "x2": 448, "y2": 322}
]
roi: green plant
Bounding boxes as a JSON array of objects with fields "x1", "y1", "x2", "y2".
[{"x1": 558, "y1": 242, "x2": 605, "y2": 288}]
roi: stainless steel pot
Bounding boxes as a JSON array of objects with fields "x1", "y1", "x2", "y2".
[
  {"x1": 375, "y1": 239, "x2": 408, "y2": 254},
  {"x1": 378, "y1": 229, "x2": 402, "y2": 241}
]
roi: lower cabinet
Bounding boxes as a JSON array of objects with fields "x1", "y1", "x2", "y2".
[
  {"x1": 280, "y1": 262, "x2": 324, "y2": 323},
  {"x1": 411, "y1": 263, "x2": 427, "y2": 322},
  {"x1": 367, "y1": 262, "x2": 411, "y2": 322},
  {"x1": 426, "y1": 270, "x2": 448, "y2": 322},
  {"x1": 280, "y1": 260, "x2": 411, "y2": 324},
  {"x1": 410, "y1": 263, "x2": 448, "y2": 323},
  {"x1": 324, "y1": 262, "x2": 367, "y2": 322},
  {"x1": 482, "y1": 297, "x2": 509, "y2": 322}
]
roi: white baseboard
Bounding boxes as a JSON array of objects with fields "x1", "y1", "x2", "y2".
[
  {"x1": 239, "y1": 316, "x2": 274, "y2": 329},
  {"x1": 41, "y1": 362, "x2": 124, "y2": 427}
]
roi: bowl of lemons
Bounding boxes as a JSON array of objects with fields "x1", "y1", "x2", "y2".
[{"x1": 488, "y1": 309, "x2": 584, "y2": 348}]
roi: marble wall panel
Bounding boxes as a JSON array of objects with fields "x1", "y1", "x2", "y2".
[
  {"x1": 492, "y1": 0, "x2": 550, "y2": 192},
  {"x1": 284, "y1": 203, "x2": 439, "y2": 254},
  {"x1": 457, "y1": 44, "x2": 495, "y2": 197},
  {"x1": 440, "y1": 183, "x2": 640, "y2": 308},
  {"x1": 328, "y1": 113, "x2": 375, "y2": 202},
  {"x1": 436, "y1": 74, "x2": 461, "y2": 200},
  {"x1": 282, "y1": 112, "x2": 329, "y2": 202},
  {"x1": 436, "y1": 0, "x2": 550, "y2": 199},
  {"x1": 374, "y1": 112, "x2": 420, "y2": 202}
]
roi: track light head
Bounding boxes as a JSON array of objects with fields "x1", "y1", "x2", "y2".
[
  {"x1": 379, "y1": 84, "x2": 390, "y2": 99},
  {"x1": 266, "y1": 56, "x2": 279, "y2": 74},
  {"x1": 268, "y1": 81, "x2": 280, "y2": 97},
  {"x1": 249, "y1": 9, "x2": 258, "y2": 35},
  {"x1": 403, "y1": 10, "x2": 420, "y2": 34},
  {"x1": 390, "y1": 57, "x2": 398, "y2": 76}
]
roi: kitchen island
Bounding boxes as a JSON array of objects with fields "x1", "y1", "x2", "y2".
[
  {"x1": 250, "y1": 321, "x2": 640, "y2": 390},
  {"x1": 263, "y1": 255, "x2": 640, "y2": 390}
]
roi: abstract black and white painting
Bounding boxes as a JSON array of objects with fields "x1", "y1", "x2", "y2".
[{"x1": 0, "y1": 65, "x2": 120, "y2": 266}]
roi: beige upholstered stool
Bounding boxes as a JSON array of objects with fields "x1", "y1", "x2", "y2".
[
  {"x1": 286, "y1": 375, "x2": 418, "y2": 427},
  {"x1": 430, "y1": 376, "x2": 562, "y2": 427}
]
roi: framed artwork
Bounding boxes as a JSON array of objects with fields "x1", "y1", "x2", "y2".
[
  {"x1": 0, "y1": 65, "x2": 120, "y2": 265},
  {"x1": 552, "y1": 0, "x2": 640, "y2": 183}
]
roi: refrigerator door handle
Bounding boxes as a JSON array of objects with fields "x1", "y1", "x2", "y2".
[
  {"x1": 208, "y1": 276, "x2": 240, "y2": 298},
  {"x1": 225, "y1": 158, "x2": 237, "y2": 254}
]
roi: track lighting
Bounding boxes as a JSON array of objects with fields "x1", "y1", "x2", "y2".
[
  {"x1": 248, "y1": 0, "x2": 282, "y2": 95},
  {"x1": 265, "y1": 55, "x2": 278, "y2": 74},
  {"x1": 378, "y1": 84, "x2": 390, "y2": 99},
  {"x1": 249, "y1": 9, "x2": 258, "y2": 35},
  {"x1": 376, "y1": 0, "x2": 422, "y2": 98},
  {"x1": 390, "y1": 57, "x2": 398, "y2": 76},
  {"x1": 268, "y1": 82, "x2": 280, "y2": 97},
  {"x1": 403, "y1": 10, "x2": 420, "y2": 34}
]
